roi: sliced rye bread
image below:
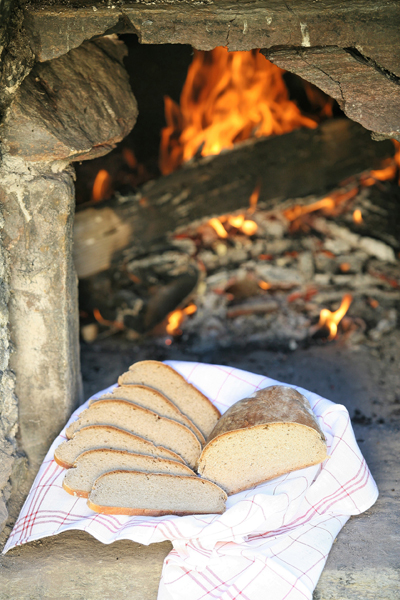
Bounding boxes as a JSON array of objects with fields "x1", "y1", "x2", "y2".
[
  {"x1": 63, "y1": 449, "x2": 195, "y2": 497},
  {"x1": 90, "y1": 385, "x2": 205, "y2": 445},
  {"x1": 54, "y1": 425, "x2": 183, "y2": 469},
  {"x1": 197, "y1": 385, "x2": 328, "y2": 495},
  {"x1": 87, "y1": 470, "x2": 227, "y2": 516},
  {"x1": 118, "y1": 361, "x2": 220, "y2": 438},
  {"x1": 65, "y1": 400, "x2": 201, "y2": 469}
]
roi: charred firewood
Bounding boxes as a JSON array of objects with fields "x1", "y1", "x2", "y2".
[{"x1": 74, "y1": 119, "x2": 393, "y2": 280}]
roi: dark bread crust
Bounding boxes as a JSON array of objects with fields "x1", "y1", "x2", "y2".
[{"x1": 206, "y1": 386, "x2": 325, "y2": 444}]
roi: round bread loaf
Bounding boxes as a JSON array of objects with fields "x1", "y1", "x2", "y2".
[{"x1": 197, "y1": 385, "x2": 328, "y2": 495}]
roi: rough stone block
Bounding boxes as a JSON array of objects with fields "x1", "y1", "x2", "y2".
[
  {"x1": 0, "y1": 158, "x2": 83, "y2": 470},
  {"x1": 0, "y1": 37, "x2": 138, "y2": 162}
]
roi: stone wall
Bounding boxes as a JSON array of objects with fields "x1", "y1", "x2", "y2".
[{"x1": 0, "y1": 35, "x2": 137, "y2": 532}]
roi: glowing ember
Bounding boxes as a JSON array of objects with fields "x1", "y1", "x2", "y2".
[
  {"x1": 368, "y1": 298, "x2": 379, "y2": 309},
  {"x1": 241, "y1": 220, "x2": 258, "y2": 235},
  {"x1": 209, "y1": 217, "x2": 228, "y2": 238},
  {"x1": 248, "y1": 183, "x2": 261, "y2": 214},
  {"x1": 369, "y1": 140, "x2": 400, "y2": 184},
  {"x1": 318, "y1": 294, "x2": 353, "y2": 340},
  {"x1": 93, "y1": 308, "x2": 124, "y2": 330},
  {"x1": 353, "y1": 209, "x2": 363, "y2": 224},
  {"x1": 92, "y1": 169, "x2": 112, "y2": 202},
  {"x1": 122, "y1": 147, "x2": 137, "y2": 169},
  {"x1": 258, "y1": 280, "x2": 271, "y2": 290},
  {"x1": 284, "y1": 197, "x2": 335, "y2": 222},
  {"x1": 160, "y1": 47, "x2": 317, "y2": 175},
  {"x1": 166, "y1": 304, "x2": 197, "y2": 335},
  {"x1": 228, "y1": 214, "x2": 245, "y2": 228}
]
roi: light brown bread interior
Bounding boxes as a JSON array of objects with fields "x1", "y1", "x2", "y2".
[
  {"x1": 198, "y1": 422, "x2": 328, "y2": 495},
  {"x1": 54, "y1": 425, "x2": 183, "y2": 468},
  {"x1": 65, "y1": 400, "x2": 201, "y2": 469},
  {"x1": 87, "y1": 470, "x2": 227, "y2": 516},
  {"x1": 198, "y1": 386, "x2": 328, "y2": 495},
  {"x1": 91, "y1": 385, "x2": 205, "y2": 444},
  {"x1": 118, "y1": 361, "x2": 220, "y2": 438},
  {"x1": 63, "y1": 449, "x2": 195, "y2": 497}
]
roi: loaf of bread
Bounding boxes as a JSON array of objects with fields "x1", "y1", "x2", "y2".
[
  {"x1": 63, "y1": 449, "x2": 195, "y2": 497},
  {"x1": 65, "y1": 400, "x2": 201, "y2": 469},
  {"x1": 118, "y1": 361, "x2": 220, "y2": 438},
  {"x1": 87, "y1": 471, "x2": 227, "y2": 516},
  {"x1": 197, "y1": 386, "x2": 328, "y2": 495},
  {"x1": 91, "y1": 385, "x2": 205, "y2": 444},
  {"x1": 54, "y1": 425, "x2": 184, "y2": 468}
]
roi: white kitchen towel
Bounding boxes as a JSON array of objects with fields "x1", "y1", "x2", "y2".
[{"x1": 3, "y1": 361, "x2": 378, "y2": 600}]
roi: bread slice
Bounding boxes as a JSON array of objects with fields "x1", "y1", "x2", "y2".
[
  {"x1": 91, "y1": 385, "x2": 205, "y2": 445},
  {"x1": 87, "y1": 471, "x2": 227, "y2": 516},
  {"x1": 54, "y1": 425, "x2": 183, "y2": 469},
  {"x1": 118, "y1": 361, "x2": 220, "y2": 438},
  {"x1": 197, "y1": 386, "x2": 328, "y2": 495},
  {"x1": 63, "y1": 449, "x2": 195, "y2": 497},
  {"x1": 65, "y1": 400, "x2": 201, "y2": 469}
]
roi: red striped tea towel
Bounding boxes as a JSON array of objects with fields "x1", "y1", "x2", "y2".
[{"x1": 3, "y1": 361, "x2": 378, "y2": 600}]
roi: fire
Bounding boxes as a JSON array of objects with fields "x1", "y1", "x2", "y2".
[
  {"x1": 284, "y1": 197, "x2": 336, "y2": 222},
  {"x1": 160, "y1": 47, "x2": 317, "y2": 175},
  {"x1": 166, "y1": 304, "x2": 197, "y2": 335},
  {"x1": 92, "y1": 169, "x2": 112, "y2": 202},
  {"x1": 353, "y1": 209, "x2": 363, "y2": 224},
  {"x1": 241, "y1": 220, "x2": 258, "y2": 235},
  {"x1": 369, "y1": 140, "x2": 400, "y2": 184},
  {"x1": 248, "y1": 183, "x2": 260, "y2": 214},
  {"x1": 318, "y1": 294, "x2": 353, "y2": 340},
  {"x1": 93, "y1": 308, "x2": 124, "y2": 330},
  {"x1": 209, "y1": 217, "x2": 228, "y2": 238},
  {"x1": 284, "y1": 188, "x2": 359, "y2": 226},
  {"x1": 209, "y1": 214, "x2": 258, "y2": 237},
  {"x1": 258, "y1": 280, "x2": 271, "y2": 290},
  {"x1": 228, "y1": 214, "x2": 245, "y2": 228}
]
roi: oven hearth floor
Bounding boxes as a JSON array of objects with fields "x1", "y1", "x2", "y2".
[{"x1": 1, "y1": 333, "x2": 399, "y2": 599}]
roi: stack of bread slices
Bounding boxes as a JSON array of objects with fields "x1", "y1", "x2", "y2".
[
  {"x1": 55, "y1": 362, "x2": 328, "y2": 516},
  {"x1": 55, "y1": 361, "x2": 227, "y2": 516}
]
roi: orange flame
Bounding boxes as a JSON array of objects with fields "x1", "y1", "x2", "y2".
[
  {"x1": 92, "y1": 169, "x2": 112, "y2": 203},
  {"x1": 209, "y1": 217, "x2": 228, "y2": 238},
  {"x1": 258, "y1": 280, "x2": 271, "y2": 290},
  {"x1": 228, "y1": 214, "x2": 245, "y2": 228},
  {"x1": 248, "y1": 183, "x2": 261, "y2": 215},
  {"x1": 353, "y1": 209, "x2": 363, "y2": 224},
  {"x1": 166, "y1": 304, "x2": 197, "y2": 335},
  {"x1": 284, "y1": 197, "x2": 336, "y2": 222},
  {"x1": 241, "y1": 220, "x2": 258, "y2": 235},
  {"x1": 369, "y1": 140, "x2": 400, "y2": 184},
  {"x1": 160, "y1": 47, "x2": 317, "y2": 174},
  {"x1": 318, "y1": 294, "x2": 353, "y2": 340},
  {"x1": 122, "y1": 147, "x2": 137, "y2": 169},
  {"x1": 93, "y1": 308, "x2": 124, "y2": 330}
]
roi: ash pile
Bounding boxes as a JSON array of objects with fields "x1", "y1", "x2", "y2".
[{"x1": 81, "y1": 172, "x2": 400, "y2": 353}]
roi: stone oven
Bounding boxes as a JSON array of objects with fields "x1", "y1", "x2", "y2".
[{"x1": 1, "y1": 2, "x2": 399, "y2": 598}]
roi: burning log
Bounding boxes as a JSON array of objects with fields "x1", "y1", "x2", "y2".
[{"x1": 74, "y1": 119, "x2": 393, "y2": 279}]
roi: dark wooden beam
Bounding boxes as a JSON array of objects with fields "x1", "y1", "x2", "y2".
[{"x1": 73, "y1": 119, "x2": 393, "y2": 279}]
